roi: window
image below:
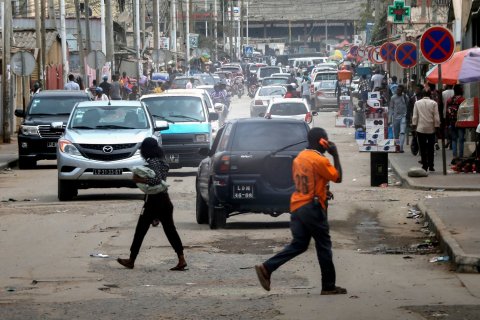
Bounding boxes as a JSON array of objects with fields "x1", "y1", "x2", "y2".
[
  {"x1": 259, "y1": 87, "x2": 286, "y2": 96},
  {"x1": 270, "y1": 103, "x2": 307, "y2": 116},
  {"x1": 231, "y1": 122, "x2": 307, "y2": 152},
  {"x1": 217, "y1": 123, "x2": 232, "y2": 152},
  {"x1": 29, "y1": 96, "x2": 88, "y2": 115},
  {"x1": 142, "y1": 96, "x2": 205, "y2": 122}
]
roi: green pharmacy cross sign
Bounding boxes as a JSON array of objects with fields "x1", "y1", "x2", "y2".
[{"x1": 388, "y1": 0, "x2": 411, "y2": 23}]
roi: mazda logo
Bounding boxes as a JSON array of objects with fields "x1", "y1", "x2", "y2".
[{"x1": 102, "y1": 145, "x2": 113, "y2": 153}]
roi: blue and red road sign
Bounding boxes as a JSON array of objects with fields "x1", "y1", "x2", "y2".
[
  {"x1": 380, "y1": 42, "x2": 397, "y2": 62},
  {"x1": 420, "y1": 26, "x2": 455, "y2": 64},
  {"x1": 349, "y1": 45, "x2": 359, "y2": 57},
  {"x1": 395, "y1": 42, "x2": 417, "y2": 68}
]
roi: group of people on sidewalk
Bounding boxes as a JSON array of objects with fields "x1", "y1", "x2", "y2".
[{"x1": 359, "y1": 69, "x2": 469, "y2": 172}]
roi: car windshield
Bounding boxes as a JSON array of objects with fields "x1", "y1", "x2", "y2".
[
  {"x1": 70, "y1": 106, "x2": 149, "y2": 129},
  {"x1": 231, "y1": 122, "x2": 307, "y2": 151},
  {"x1": 315, "y1": 73, "x2": 337, "y2": 81},
  {"x1": 142, "y1": 96, "x2": 205, "y2": 122},
  {"x1": 270, "y1": 103, "x2": 307, "y2": 116},
  {"x1": 262, "y1": 78, "x2": 289, "y2": 86},
  {"x1": 259, "y1": 67, "x2": 280, "y2": 78},
  {"x1": 28, "y1": 96, "x2": 88, "y2": 115},
  {"x1": 259, "y1": 87, "x2": 286, "y2": 96},
  {"x1": 171, "y1": 78, "x2": 201, "y2": 89},
  {"x1": 196, "y1": 74, "x2": 215, "y2": 85},
  {"x1": 319, "y1": 81, "x2": 337, "y2": 89}
]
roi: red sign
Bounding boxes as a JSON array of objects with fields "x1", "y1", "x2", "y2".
[
  {"x1": 420, "y1": 26, "x2": 455, "y2": 64},
  {"x1": 395, "y1": 42, "x2": 417, "y2": 68}
]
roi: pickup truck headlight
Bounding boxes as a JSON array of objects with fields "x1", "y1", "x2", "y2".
[
  {"x1": 20, "y1": 125, "x2": 39, "y2": 136},
  {"x1": 58, "y1": 139, "x2": 81, "y2": 156},
  {"x1": 195, "y1": 134, "x2": 209, "y2": 143}
]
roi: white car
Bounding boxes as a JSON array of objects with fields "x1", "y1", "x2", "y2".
[
  {"x1": 265, "y1": 98, "x2": 317, "y2": 127},
  {"x1": 250, "y1": 85, "x2": 287, "y2": 117}
]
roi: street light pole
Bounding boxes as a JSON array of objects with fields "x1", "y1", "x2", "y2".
[{"x1": 186, "y1": 0, "x2": 190, "y2": 74}]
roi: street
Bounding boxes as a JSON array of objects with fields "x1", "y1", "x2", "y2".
[{"x1": 1, "y1": 95, "x2": 480, "y2": 320}]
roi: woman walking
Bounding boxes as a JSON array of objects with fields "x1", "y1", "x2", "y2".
[{"x1": 117, "y1": 137, "x2": 187, "y2": 271}]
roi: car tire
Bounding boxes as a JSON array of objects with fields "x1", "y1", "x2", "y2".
[
  {"x1": 196, "y1": 187, "x2": 208, "y2": 224},
  {"x1": 208, "y1": 185, "x2": 226, "y2": 229},
  {"x1": 58, "y1": 180, "x2": 78, "y2": 201},
  {"x1": 18, "y1": 157, "x2": 36, "y2": 169}
]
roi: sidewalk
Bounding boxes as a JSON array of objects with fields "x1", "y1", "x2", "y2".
[
  {"x1": 388, "y1": 147, "x2": 480, "y2": 273},
  {"x1": 0, "y1": 138, "x2": 18, "y2": 170}
]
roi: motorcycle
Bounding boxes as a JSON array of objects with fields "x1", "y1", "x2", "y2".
[
  {"x1": 247, "y1": 83, "x2": 257, "y2": 98},
  {"x1": 233, "y1": 76, "x2": 244, "y2": 98}
]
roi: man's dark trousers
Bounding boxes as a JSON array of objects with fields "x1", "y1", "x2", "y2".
[
  {"x1": 417, "y1": 132, "x2": 436, "y2": 169},
  {"x1": 263, "y1": 203, "x2": 336, "y2": 290}
]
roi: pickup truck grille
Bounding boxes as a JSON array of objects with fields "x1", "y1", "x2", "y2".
[
  {"x1": 77, "y1": 143, "x2": 137, "y2": 161},
  {"x1": 79, "y1": 143, "x2": 137, "y2": 151},
  {"x1": 83, "y1": 152, "x2": 132, "y2": 161},
  {"x1": 38, "y1": 125, "x2": 62, "y2": 138}
]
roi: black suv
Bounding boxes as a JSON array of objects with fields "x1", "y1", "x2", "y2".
[
  {"x1": 14, "y1": 90, "x2": 91, "y2": 168},
  {"x1": 196, "y1": 118, "x2": 309, "y2": 229}
]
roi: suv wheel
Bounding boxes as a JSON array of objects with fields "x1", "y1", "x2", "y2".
[
  {"x1": 208, "y1": 185, "x2": 226, "y2": 229},
  {"x1": 195, "y1": 187, "x2": 208, "y2": 224},
  {"x1": 18, "y1": 157, "x2": 36, "y2": 169},
  {"x1": 58, "y1": 180, "x2": 78, "y2": 201}
]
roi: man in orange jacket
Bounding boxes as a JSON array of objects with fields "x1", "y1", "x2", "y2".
[{"x1": 255, "y1": 127, "x2": 347, "y2": 295}]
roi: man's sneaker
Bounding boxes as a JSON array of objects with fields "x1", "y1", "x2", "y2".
[
  {"x1": 321, "y1": 286, "x2": 347, "y2": 295},
  {"x1": 255, "y1": 264, "x2": 271, "y2": 291}
]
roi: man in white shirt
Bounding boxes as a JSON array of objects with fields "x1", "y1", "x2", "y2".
[
  {"x1": 185, "y1": 78, "x2": 194, "y2": 89},
  {"x1": 412, "y1": 90, "x2": 441, "y2": 172},
  {"x1": 64, "y1": 74, "x2": 80, "y2": 90},
  {"x1": 370, "y1": 70, "x2": 385, "y2": 91}
]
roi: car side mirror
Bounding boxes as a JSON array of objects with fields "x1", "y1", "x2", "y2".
[
  {"x1": 14, "y1": 109, "x2": 25, "y2": 117},
  {"x1": 209, "y1": 112, "x2": 219, "y2": 121},
  {"x1": 312, "y1": 111, "x2": 318, "y2": 116},
  {"x1": 199, "y1": 147, "x2": 210, "y2": 157},
  {"x1": 51, "y1": 122, "x2": 65, "y2": 132},
  {"x1": 154, "y1": 120, "x2": 169, "y2": 131}
]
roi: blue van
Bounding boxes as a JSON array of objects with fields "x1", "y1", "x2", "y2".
[{"x1": 140, "y1": 90, "x2": 219, "y2": 168}]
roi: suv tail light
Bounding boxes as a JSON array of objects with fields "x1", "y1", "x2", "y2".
[
  {"x1": 219, "y1": 155, "x2": 231, "y2": 173},
  {"x1": 310, "y1": 84, "x2": 315, "y2": 94},
  {"x1": 304, "y1": 112, "x2": 312, "y2": 123}
]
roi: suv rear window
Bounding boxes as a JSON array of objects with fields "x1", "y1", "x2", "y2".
[
  {"x1": 29, "y1": 97, "x2": 88, "y2": 115},
  {"x1": 314, "y1": 73, "x2": 337, "y2": 81},
  {"x1": 259, "y1": 67, "x2": 281, "y2": 78},
  {"x1": 270, "y1": 103, "x2": 307, "y2": 116},
  {"x1": 231, "y1": 122, "x2": 307, "y2": 151}
]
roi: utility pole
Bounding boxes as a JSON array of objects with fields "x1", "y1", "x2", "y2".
[
  {"x1": 84, "y1": 0, "x2": 91, "y2": 55},
  {"x1": 240, "y1": 0, "x2": 244, "y2": 59},
  {"x1": 2, "y1": 0, "x2": 12, "y2": 142},
  {"x1": 140, "y1": 0, "x2": 146, "y2": 49},
  {"x1": 74, "y1": 0, "x2": 85, "y2": 86},
  {"x1": 134, "y1": 0, "x2": 141, "y2": 94},
  {"x1": 47, "y1": 0, "x2": 55, "y2": 21},
  {"x1": 153, "y1": 0, "x2": 159, "y2": 54},
  {"x1": 214, "y1": 0, "x2": 218, "y2": 61},
  {"x1": 60, "y1": 0, "x2": 68, "y2": 85},
  {"x1": 105, "y1": 0, "x2": 115, "y2": 74},
  {"x1": 35, "y1": 0, "x2": 42, "y2": 81},
  {"x1": 229, "y1": 0, "x2": 233, "y2": 58},
  {"x1": 421, "y1": 0, "x2": 426, "y2": 20},
  {"x1": 186, "y1": 0, "x2": 190, "y2": 74},
  {"x1": 100, "y1": 0, "x2": 106, "y2": 55},
  {"x1": 40, "y1": 0, "x2": 46, "y2": 86},
  {"x1": 171, "y1": 0, "x2": 178, "y2": 64}
]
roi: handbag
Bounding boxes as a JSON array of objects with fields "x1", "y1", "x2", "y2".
[{"x1": 411, "y1": 131, "x2": 419, "y2": 156}]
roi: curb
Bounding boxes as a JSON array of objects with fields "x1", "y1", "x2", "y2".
[
  {"x1": 0, "y1": 159, "x2": 18, "y2": 171},
  {"x1": 418, "y1": 200, "x2": 480, "y2": 273}
]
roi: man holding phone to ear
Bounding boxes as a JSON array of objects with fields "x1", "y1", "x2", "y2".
[{"x1": 255, "y1": 128, "x2": 346, "y2": 295}]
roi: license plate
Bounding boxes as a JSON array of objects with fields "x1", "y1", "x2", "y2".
[
  {"x1": 47, "y1": 142, "x2": 57, "y2": 148},
  {"x1": 232, "y1": 184, "x2": 254, "y2": 199},
  {"x1": 166, "y1": 154, "x2": 179, "y2": 163},
  {"x1": 93, "y1": 169, "x2": 123, "y2": 175}
]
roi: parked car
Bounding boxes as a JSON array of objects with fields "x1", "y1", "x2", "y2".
[
  {"x1": 14, "y1": 90, "x2": 92, "y2": 169},
  {"x1": 140, "y1": 91, "x2": 219, "y2": 168},
  {"x1": 250, "y1": 85, "x2": 286, "y2": 117},
  {"x1": 310, "y1": 70, "x2": 338, "y2": 93},
  {"x1": 270, "y1": 73, "x2": 290, "y2": 79},
  {"x1": 265, "y1": 98, "x2": 317, "y2": 127},
  {"x1": 56, "y1": 100, "x2": 169, "y2": 201},
  {"x1": 196, "y1": 118, "x2": 310, "y2": 228},
  {"x1": 314, "y1": 80, "x2": 338, "y2": 110}
]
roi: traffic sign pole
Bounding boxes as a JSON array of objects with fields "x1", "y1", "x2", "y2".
[{"x1": 438, "y1": 63, "x2": 447, "y2": 175}]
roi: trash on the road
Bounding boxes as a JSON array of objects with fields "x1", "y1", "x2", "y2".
[
  {"x1": 436, "y1": 189, "x2": 445, "y2": 192},
  {"x1": 349, "y1": 295, "x2": 360, "y2": 299},
  {"x1": 6, "y1": 287, "x2": 16, "y2": 292},
  {"x1": 425, "y1": 195, "x2": 433, "y2": 199},
  {"x1": 408, "y1": 167, "x2": 429, "y2": 177},
  {"x1": 55, "y1": 209, "x2": 69, "y2": 213},
  {"x1": 429, "y1": 256, "x2": 450, "y2": 263},
  {"x1": 174, "y1": 179, "x2": 183, "y2": 182},
  {"x1": 90, "y1": 253, "x2": 109, "y2": 258},
  {"x1": 239, "y1": 266, "x2": 253, "y2": 270},
  {"x1": 352, "y1": 178, "x2": 357, "y2": 182},
  {"x1": 403, "y1": 256, "x2": 413, "y2": 259},
  {"x1": 185, "y1": 282, "x2": 196, "y2": 285}
]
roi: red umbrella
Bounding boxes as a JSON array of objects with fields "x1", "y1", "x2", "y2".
[{"x1": 426, "y1": 48, "x2": 480, "y2": 85}]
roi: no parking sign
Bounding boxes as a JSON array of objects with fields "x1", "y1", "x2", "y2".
[
  {"x1": 420, "y1": 26, "x2": 454, "y2": 64},
  {"x1": 395, "y1": 42, "x2": 417, "y2": 68}
]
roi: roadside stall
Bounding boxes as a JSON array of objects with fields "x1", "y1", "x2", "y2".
[{"x1": 335, "y1": 69, "x2": 354, "y2": 127}]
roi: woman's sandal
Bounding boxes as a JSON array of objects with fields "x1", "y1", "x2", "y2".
[{"x1": 170, "y1": 264, "x2": 188, "y2": 271}]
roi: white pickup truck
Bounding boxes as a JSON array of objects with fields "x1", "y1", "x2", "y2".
[{"x1": 309, "y1": 71, "x2": 338, "y2": 96}]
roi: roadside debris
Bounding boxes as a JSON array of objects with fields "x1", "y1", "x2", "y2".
[
  {"x1": 429, "y1": 256, "x2": 450, "y2": 263},
  {"x1": 90, "y1": 253, "x2": 109, "y2": 258}
]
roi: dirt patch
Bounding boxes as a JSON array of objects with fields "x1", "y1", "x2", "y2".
[
  {"x1": 209, "y1": 236, "x2": 288, "y2": 255},
  {"x1": 404, "y1": 305, "x2": 480, "y2": 320}
]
